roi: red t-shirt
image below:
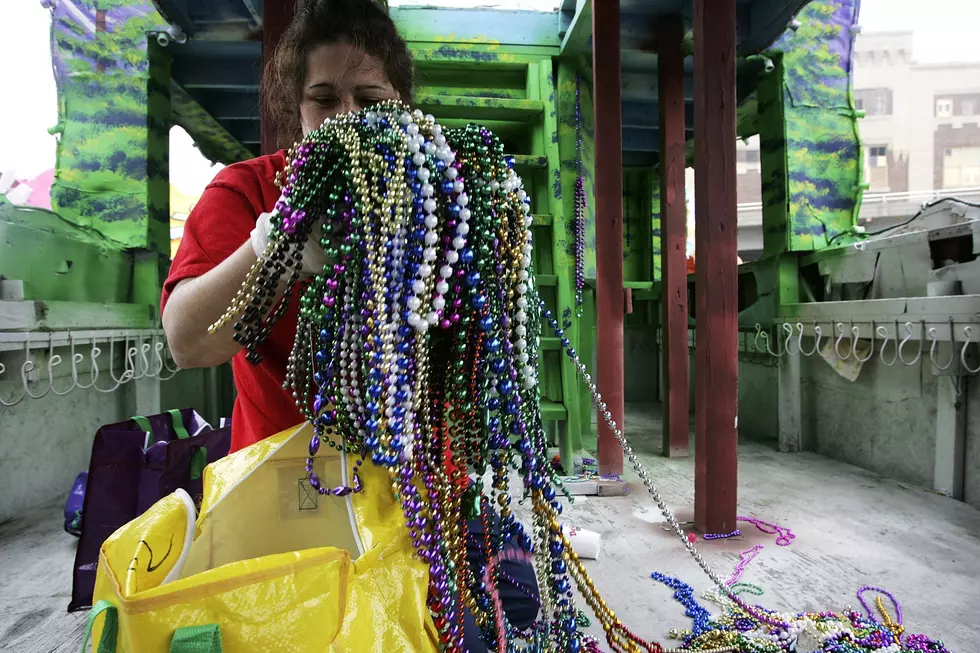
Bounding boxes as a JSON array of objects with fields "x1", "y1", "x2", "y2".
[
  {"x1": 162, "y1": 152, "x2": 467, "y2": 486},
  {"x1": 162, "y1": 152, "x2": 303, "y2": 453}
]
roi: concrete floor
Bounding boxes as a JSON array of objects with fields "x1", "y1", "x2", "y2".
[{"x1": 2, "y1": 403, "x2": 978, "y2": 651}]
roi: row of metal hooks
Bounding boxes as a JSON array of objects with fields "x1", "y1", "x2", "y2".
[
  {"x1": 0, "y1": 331, "x2": 180, "y2": 407},
  {"x1": 753, "y1": 319, "x2": 980, "y2": 373}
]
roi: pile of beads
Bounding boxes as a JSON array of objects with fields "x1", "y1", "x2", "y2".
[
  {"x1": 650, "y1": 573, "x2": 951, "y2": 653},
  {"x1": 212, "y1": 101, "x2": 660, "y2": 653}
]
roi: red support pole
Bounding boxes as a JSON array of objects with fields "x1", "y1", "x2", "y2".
[
  {"x1": 693, "y1": 0, "x2": 739, "y2": 533},
  {"x1": 261, "y1": 0, "x2": 297, "y2": 155},
  {"x1": 591, "y1": 0, "x2": 625, "y2": 476},
  {"x1": 657, "y1": 16, "x2": 690, "y2": 459}
]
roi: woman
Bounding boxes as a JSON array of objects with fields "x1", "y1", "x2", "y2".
[{"x1": 161, "y1": 0, "x2": 538, "y2": 647}]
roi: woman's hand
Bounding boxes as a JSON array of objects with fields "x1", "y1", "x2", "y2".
[{"x1": 250, "y1": 210, "x2": 335, "y2": 277}]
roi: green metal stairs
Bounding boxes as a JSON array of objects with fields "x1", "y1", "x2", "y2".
[{"x1": 412, "y1": 49, "x2": 583, "y2": 469}]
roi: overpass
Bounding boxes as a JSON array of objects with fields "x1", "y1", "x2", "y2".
[{"x1": 736, "y1": 186, "x2": 980, "y2": 259}]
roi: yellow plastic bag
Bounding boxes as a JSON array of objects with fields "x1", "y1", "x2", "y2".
[{"x1": 89, "y1": 422, "x2": 440, "y2": 652}]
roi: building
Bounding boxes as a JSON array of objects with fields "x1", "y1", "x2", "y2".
[{"x1": 736, "y1": 30, "x2": 980, "y2": 258}]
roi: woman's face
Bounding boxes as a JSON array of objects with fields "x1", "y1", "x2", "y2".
[{"x1": 300, "y1": 42, "x2": 399, "y2": 135}]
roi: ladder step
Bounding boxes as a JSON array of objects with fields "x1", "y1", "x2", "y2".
[
  {"x1": 438, "y1": 119, "x2": 528, "y2": 137},
  {"x1": 415, "y1": 95, "x2": 544, "y2": 121},
  {"x1": 540, "y1": 400, "x2": 568, "y2": 421},
  {"x1": 540, "y1": 337, "x2": 560, "y2": 350},
  {"x1": 624, "y1": 280, "x2": 660, "y2": 300},
  {"x1": 532, "y1": 214, "x2": 553, "y2": 227},
  {"x1": 535, "y1": 274, "x2": 558, "y2": 287}
]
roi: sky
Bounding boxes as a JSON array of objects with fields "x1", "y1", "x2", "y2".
[{"x1": 2, "y1": 0, "x2": 979, "y2": 187}]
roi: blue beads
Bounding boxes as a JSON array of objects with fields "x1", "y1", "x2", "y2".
[
  {"x1": 650, "y1": 572, "x2": 713, "y2": 639},
  {"x1": 479, "y1": 316, "x2": 495, "y2": 332},
  {"x1": 465, "y1": 270, "x2": 481, "y2": 287}
]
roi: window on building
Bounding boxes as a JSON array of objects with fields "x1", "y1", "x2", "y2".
[
  {"x1": 960, "y1": 99, "x2": 978, "y2": 116},
  {"x1": 854, "y1": 88, "x2": 893, "y2": 116},
  {"x1": 869, "y1": 146, "x2": 888, "y2": 167},
  {"x1": 936, "y1": 98, "x2": 953, "y2": 117},
  {"x1": 865, "y1": 145, "x2": 890, "y2": 190},
  {"x1": 943, "y1": 147, "x2": 980, "y2": 188},
  {"x1": 736, "y1": 146, "x2": 761, "y2": 175}
]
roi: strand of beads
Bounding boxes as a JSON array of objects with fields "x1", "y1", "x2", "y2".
[
  {"x1": 726, "y1": 544, "x2": 762, "y2": 587},
  {"x1": 738, "y1": 517, "x2": 795, "y2": 547},
  {"x1": 856, "y1": 586, "x2": 903, "y2": 626},
  {"x1": 702, "y1": 530, "x2": 740, "y2": 541},
  {"x1": 573, "y1": 73, "x2": 587, "y2": 316},
  {"x1": 539, "y1": 300, "x2": 785, "y2": 632}
]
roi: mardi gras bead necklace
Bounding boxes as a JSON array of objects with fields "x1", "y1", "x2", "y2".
[{"x1": 573, "y1": 74, "x2": 587, "y2": 317}]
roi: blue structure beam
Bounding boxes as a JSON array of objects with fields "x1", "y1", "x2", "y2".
[{"x1": 560, "y1": 0, "x2": 593, "y2": 57}]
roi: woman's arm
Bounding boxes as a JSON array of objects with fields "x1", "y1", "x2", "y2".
[{"x1": 163, "y1": 240, "x2": 265, "y2": 369}]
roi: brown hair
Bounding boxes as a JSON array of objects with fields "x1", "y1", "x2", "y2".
[{"x1": 262, "y1": 0, "x2": 415, "y2": 147}]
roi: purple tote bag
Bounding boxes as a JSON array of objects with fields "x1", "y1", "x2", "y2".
[{"x1": 68, "y1": 409, "x2": 231, "y2": 612}]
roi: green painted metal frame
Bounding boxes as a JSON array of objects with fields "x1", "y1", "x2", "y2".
[{"x1": 405, "y1": 37, "x2": 583, "y2": 462}]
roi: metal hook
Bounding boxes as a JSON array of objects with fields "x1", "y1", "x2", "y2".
[
  {"x1": 21, "y1": 336, "x2": 51, "y2": 400},
  {"x1": 113, "y1": 335, "x2": 137, "y2": 385},
  {"x1": 47, "y1": 335, "x2": 75, "y2": 396},
  {"x1": 154, "y1": 341, "x2": 180, "y2": 381},
  {"x1": 140, "y1": 340, "x2": 152, "y2": 378},
  {"x1": 853, "y1": 321, "x2": 875, "y2": 363},
  {"x1": 95, "y1": 337, "x2": 134, "y2": 393},
  {"x1": 755, "y1": 323, "x2": 785, "y2": 357},
  {"x1": 834, "y1": 321, "x2": 853, "y2": 360},
  {"x1": 797, "y1": 320, "x2": 823, "y2": 356},
  {"x1": 754, "y1": 324, "x2": 768, "y2": 354},
  {"x1": 74, "y1": 336, "x2": 101, "y2": 390},
  {"x1": 960, "y1": 326, "x2": 980, "y2": 374},
  {"x1": 68, "y1": 333, "x2": 85, "y2": 388},
  {"x1": 897, "y1": 321, "x2": 923, "y2": 366},
  {"x1": 928, "y1": 319, "x2": 956, "y2": 371},
  {"x1": 780, "y1": 322, "x2": 796, "y2": 356},
  {"x1": 0, "y1": 361, "x2": 26, "y2": 407},
  {"x1": 125, "y1": 335, "x2": 144, "y2": 381},
  {"x1": 877, "y1": 323, "x2": 898, "y2": 366}
]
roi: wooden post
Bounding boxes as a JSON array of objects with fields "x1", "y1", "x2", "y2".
[
  {"x1": 261, "y1": 0, "x2": 298, "y2": 155},
  {"x1": 693, "y1": 0, "x2": 738, "y2": 533},
  {"x1": 591, "y1": 0, "x2": 625, "y2": 475},
  {"x1": 657, "y1": 16, "x2": 690, "y2": 459}
]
